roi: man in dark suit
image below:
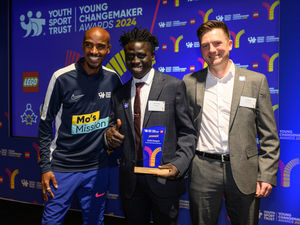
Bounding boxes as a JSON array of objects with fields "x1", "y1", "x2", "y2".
[
  {"x1": 183, "y1": 20, "x2": 280, "y2": 225},
  {"x1": 106, "y1": 27, "x2": 196, "y2": 225}
]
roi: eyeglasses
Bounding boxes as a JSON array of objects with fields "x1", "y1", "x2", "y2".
[{"x1": 83, "y1": 41, "x2": 108, "y2": 51}]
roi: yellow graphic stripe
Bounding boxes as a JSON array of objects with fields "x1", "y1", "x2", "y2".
[
  {"x1": 235, "y1": 30, "x2": 245, "y2": 48},
  {"x1": 106, "y1": 49, "x2": 127, "y2": 76},
  {"x1": 10, "y1": 169, "x2": 19, "y2": 189},
  {"x1": 272, "y1": 104, "x2": 279, "y2": 112},
  {"x1": 152, "y1": 59, "x2": 156, "y2": 66},
  {"x1": 175, "y1": 0, "x2": 179, "y2": 7},
  {"x1": 115, "y1": 52, "x2": 127, "y2": 72},
  {"x1": 109, "y1": 58, "x2": 124, "y2": 76},
  {"x1": 105, "y1": 64, "x2": 115, "y2": 72},
  {"x1": 269, "y1": 0, "x2": 280, "y2": 20},
  {"x1": 204, "y1": 8, "x2": 213, "y2": 22},
  {"x1": 269, "y1": 52, "x2": 279, "y2": 72},
  {"x1": 283, "y1": 158, "x2": 300, "y2": 187},
  {"x1": 175, "y1": 35, "x2": 183, "y2": 53},
  {"x1": 150, "y1": 147, "x2": 162, "y2": 167},
  {"x1": 120, "y1": 49, "x2": 125, "y2": 61}
]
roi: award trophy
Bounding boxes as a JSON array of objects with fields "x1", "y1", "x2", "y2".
[{"x1": 134, "y1": 126, "x2": 170, "y2": 176}]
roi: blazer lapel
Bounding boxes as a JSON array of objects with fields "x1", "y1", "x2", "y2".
[
  {"x1": 122, "y1": 79, "x2": 135, "y2": 137},
  {"x1": 229, "y1": 65, "x2": 245, "y2": 130},
  {"x1": 195, "y1": 69, "x2": 207, "y2": 131},
  {"x1": 143, "y1": 70, "x2": 165, "y2": 127}
]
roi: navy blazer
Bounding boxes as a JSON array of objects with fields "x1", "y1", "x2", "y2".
[{"x1": 110, "y1": 69, "x2": 197, "y2": 199}]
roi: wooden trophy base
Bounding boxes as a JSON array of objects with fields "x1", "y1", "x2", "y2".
[{"x1": 134, "y1": 167, "x2": 170, "y2": 176}]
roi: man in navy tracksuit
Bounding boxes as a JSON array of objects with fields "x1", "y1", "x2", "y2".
[{"x1": 38, "y1": 27, "x2": 122, "y2": 225}]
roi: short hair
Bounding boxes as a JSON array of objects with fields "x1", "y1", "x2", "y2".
[
  {"x1": 119, "y1": 27, "x2": 159, "y2": 52},
  {"x1": 196, "y1": 20, "x2": 231, "y2": 43}
]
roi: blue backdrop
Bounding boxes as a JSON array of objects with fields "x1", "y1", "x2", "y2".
[{"x1": 0, "y1": 0, "x2": 299, "y2": 224}]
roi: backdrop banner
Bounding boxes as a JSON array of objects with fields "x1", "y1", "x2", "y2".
[{"x1": 1, "y1": 1, "x2": 294, "y2": 224}]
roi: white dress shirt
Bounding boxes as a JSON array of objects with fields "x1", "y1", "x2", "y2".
[
  {"x1": 197, "y1": 61, "x2": 235, "y2": 154},
  {"x1": 131, "y1": 68, "x2": 155, "y2": 132}
]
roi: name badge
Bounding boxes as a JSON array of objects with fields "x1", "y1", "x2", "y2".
[
  {"x1": 148, "y1": 100, "x2": 165, "y2": 111},
  {"x1": 239, "y1": 76, "x2": 246, "y2": 82},
  {"x1": 239, "y1": 96, "x2": 256, "y2": 109}
]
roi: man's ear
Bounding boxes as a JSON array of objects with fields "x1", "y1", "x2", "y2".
[{"x1": 107, "y1": 44, "x2": 112, "y2": 54}]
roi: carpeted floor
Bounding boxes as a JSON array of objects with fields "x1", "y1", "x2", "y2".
[{"x1": 0, "y1": 199, "x2": 127, "y2": 225}]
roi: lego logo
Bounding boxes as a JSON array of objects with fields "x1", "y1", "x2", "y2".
[{"x1": 23, "y1": 77, "x2": 38, "y2": 87}]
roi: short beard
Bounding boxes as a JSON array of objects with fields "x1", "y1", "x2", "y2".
[{"x1": 87, "y1": 61, "x2": 101, "y2": 69}]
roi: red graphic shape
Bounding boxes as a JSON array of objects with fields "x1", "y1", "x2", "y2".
[
  {"x1": 95, "y1": 192, "x2": 105, "y2": 198},
  {"x1": 65, "y1": 50, "x2": 81, "y2": 66},
  {"x1": 25, "y1": 152, "x2": 30, "y2": 159},
  {"x1": 32, "y1": 142, "x2": 40, "y2": 163},
  {"x1": 190, "y1": 19, "x2": 196, "y2": 24},
  {"x1": 150, "y1": 0, "x2": 161, "y2": 34},
  {"x1": 252, "y1": 63, "x2": 259, "y2": 69},
  {"x1": 253, "y1": 12, "x2": 259, "y2": 18}
]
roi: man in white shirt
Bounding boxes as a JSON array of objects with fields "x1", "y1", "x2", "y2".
[
  {"x1": 183, "y1": 20, "x2": 280, "y2": 225},
  {"x1": 105, "y1": 27, "x2": 196, "y2": 225}
]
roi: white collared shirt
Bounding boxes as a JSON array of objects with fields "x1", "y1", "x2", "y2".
[
  {"x1": 197, "y1": 61, "x2": 235, "y2": 154},
  {"x1": 131, "y1": 68, "x2": 155, "y2": 132}
]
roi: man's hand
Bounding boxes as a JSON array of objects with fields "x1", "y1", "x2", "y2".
[
  {"x1": 255, "y1": 181, "x2": 273, "y2": 198},
  {"x1": 158, "y1": 163, "x2": 179, "y2": 179},
  {"x1": 106, "y1": 119, "x2": 125, "y2": 149},
  {"x1": 41, "y1": 171, "x2": 58, "y2": 201}
]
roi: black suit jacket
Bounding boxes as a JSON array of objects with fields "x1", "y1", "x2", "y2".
[{"x1": 110, "y1": 69, "x2": 196, "y2": 199}]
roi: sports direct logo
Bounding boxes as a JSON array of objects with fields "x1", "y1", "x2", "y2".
[
  {"x1": 23, "y1": 72, "x2": 39, "y2": 92},
  {"x1": 20, "y1": 11, "x2": 45, "y2": 38}
]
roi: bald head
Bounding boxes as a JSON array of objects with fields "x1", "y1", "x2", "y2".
[{"x1": 83, "y1": 27, "x2": 111, "y2": 45}]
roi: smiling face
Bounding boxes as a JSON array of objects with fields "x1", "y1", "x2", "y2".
[
  {"x1": 124, "y1": 41, "x2": 154, "y2": 79},
  {"x1": 82, "y1": 27, "x2": 111, "y2": 74},
  {"x1": 200, "y1": 28, "x2": 232, "y2": 71}
]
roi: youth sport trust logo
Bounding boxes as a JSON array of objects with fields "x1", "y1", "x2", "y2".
[{"x1": 20, "y1": 11, "x2": 46, "y2": 38}]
